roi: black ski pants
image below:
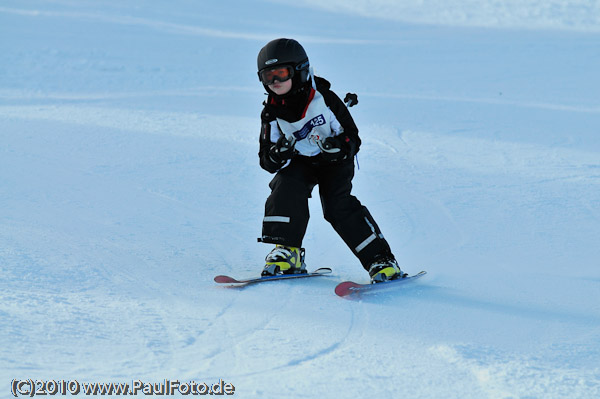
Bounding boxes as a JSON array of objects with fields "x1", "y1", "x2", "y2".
[{"x1": 261, "y1": 156, "x2": 392, "y2": 269}]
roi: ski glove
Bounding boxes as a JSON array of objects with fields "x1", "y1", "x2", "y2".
[
  {"x1": 318, "y1": 136, "x2": 353, "y2": 163},
  {"x1": 268, "y1": 135, "x2": 297, "y2": 165}
]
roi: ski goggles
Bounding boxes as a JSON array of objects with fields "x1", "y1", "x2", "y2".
[{"x1": 259, "y1": 65, "x2": 294, "y2": 85}]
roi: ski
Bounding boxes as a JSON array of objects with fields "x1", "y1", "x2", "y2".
[
  {"x1": 214, "y1": 267, "x2": 332, "y2": 286},
  {"x1": 335, "y1": 271, "x2": 427, "y2": 297}
]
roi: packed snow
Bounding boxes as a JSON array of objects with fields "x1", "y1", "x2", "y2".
[{"x1": 1, "y1": 1, "x2": 599, "y2": 398}]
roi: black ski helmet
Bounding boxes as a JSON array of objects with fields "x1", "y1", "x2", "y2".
[{"x1": 257, "y1": 38, "x2": 310, "y2": 88}]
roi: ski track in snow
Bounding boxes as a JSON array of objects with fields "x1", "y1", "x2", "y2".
[
  {"x1": 2, "y1": 96, "x2": 600, "y2": 396},
  {"x1": 2, "y1": 1, "x2": 600, "y2": 398},
  {"x1": 0, "y1": 6, "x2": 377, "y2": 45},
  {"x1": 3, "y1": 97, "x2": 599, "y2": 397}
]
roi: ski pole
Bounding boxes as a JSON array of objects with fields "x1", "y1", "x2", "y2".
[
  {"x1": 344, "y1": 92, "x2": 358, "y2": 108},
  {"x1": 318, "y1": 92, "x2": 359, "y2": 152}
]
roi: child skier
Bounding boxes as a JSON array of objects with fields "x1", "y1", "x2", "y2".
[{"x1": 256, "y1": 38, "x2": 405, "y2": 283}]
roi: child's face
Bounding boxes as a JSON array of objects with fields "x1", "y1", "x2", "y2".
[{"x1": 268, "y1": 79, "x2": 292, "y2": 96}]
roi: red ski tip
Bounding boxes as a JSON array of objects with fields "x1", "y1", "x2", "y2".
[
  {"x1": 334, "y1": 281, "x2": 362, "y2": 297},
  {"x1": 214, "y1": 275, "x2": 240, "y2": 284}
]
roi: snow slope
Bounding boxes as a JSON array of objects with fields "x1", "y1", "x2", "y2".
[
  {"x1": 293, "y1": 0, "x2": 600, "y2": 32},
  {"x1": 1, "y1": 1, "x2": 599, "y2": 398}
]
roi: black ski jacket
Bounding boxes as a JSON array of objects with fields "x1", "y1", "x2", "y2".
[{"x1": 258, "y1": 76, "x2": 361, "y2": 173}]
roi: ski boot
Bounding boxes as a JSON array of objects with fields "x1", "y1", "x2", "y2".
[
  {"x1": 262, "y1": 245, "x2": 307, "y2": 276},
  {"x1": 368, "y1": 255, "x2": 406, "y2": 283}
]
